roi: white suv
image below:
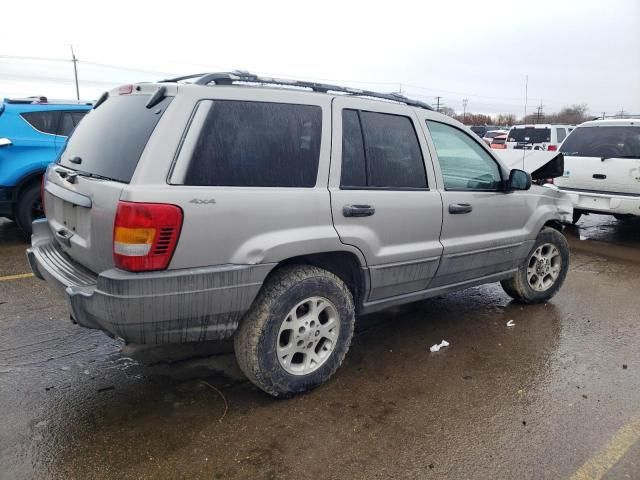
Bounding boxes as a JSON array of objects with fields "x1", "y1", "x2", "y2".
[
  {"x1": 557, "y1": 119, "x2": 640, "y2": 222},
  {"x1": 506, "y1": 124, "x2": 574, "y2": 152}
]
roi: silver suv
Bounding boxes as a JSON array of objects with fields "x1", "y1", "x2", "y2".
[{"x1": 27, "y1": 72, "x2": 572, "y2": 397}]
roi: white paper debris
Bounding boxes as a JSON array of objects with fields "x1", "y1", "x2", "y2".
[
  {"x1": 506, "y1": 320, "x2": 515, "y2": 327},
  {"x1": 430, "y1": 340, "x2": 450, "y2": 352}
]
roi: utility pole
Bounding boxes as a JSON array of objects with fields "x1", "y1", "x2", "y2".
[
  {"x1": 462, "y1": 98, "x2": 468, "y2": 123},
  {"x1": 602, "y1": 111, "x2": 606, "y2": 120},
  {"x1": 70, "y1": 45, "x2": 80, "y2": 100},
  {"x1": 434, "y1": 96, "x2": 443, "y2": 113},
  {"x1": 523, "y1": 75, "x2": 528, "y2": 122},
  {"x1": 535, "y1": 103, "x2": 544, "y2": 124}
]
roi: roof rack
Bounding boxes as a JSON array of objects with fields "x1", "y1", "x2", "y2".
[
  {"x1": 160, "y1": 70, "x2": 434, "y2": 111},
  {"x1": 4, "y1": 96, "x2": 92, "y2": 105}
]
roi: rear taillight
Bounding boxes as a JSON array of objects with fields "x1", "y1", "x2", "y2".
[
  {"x1": 118, "y1": 84, "x2": 133, "y2": 95},
  {"x1": 547, "y1": 145, "x2": 557, "y2": 151},
  {"x1": 113, "y1": 201, "x2": 183, "y2": 272}
]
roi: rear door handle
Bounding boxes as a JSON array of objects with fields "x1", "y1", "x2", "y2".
[
  {"x1": 343, "y1": 204, "x2": 375, "y2": 217},
  {"x1": 449, "y1": 203, "x2": 473, "y2": 214}
]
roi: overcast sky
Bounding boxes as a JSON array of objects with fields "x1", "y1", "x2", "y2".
[{"x1": 1, "y1": 0, "x2": 638, "y2": 116}]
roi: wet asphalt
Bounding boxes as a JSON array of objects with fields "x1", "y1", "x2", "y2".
[{"x1": 0, "y1": 215, "x2": 639, "y2": 480}]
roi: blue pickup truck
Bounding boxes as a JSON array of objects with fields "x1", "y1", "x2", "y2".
[{"x1": 0, "y1": 97, "x2": 92, "y2": 235}]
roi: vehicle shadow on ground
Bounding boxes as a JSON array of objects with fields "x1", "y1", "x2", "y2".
[{"x1": 41, "y1": 287, "x2": 563, "y2": 479}]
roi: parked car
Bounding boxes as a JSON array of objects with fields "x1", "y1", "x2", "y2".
[
  {"x1": 27, "y1": 72, "x2": 571, "y2": 397},
  {"x1": 506, "y1": 124, "x2": 574, "y2": 152},
  {"x1": 482, "y1": 129, "x2": 508, "y2": 146},
  {"x1": 556, "y1": 118, "x2": 640, "y2": 222},
  {"x1": 490, "y1": 133, "x2": 508, "y2": 149},
  {"x1": 0, "y1": 96, "x2": 91, "y2": 234},
  {"x1": 470, "y1": 125, "x2": 501, "y2": 138}
]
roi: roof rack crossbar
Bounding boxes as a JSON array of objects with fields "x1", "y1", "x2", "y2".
[{"x1": 162, "y1": 71, "x2": 433, "y2": 110}]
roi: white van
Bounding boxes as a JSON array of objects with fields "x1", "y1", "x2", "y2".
[
  {"x1": 556, "y1": 119, "x2": 640, "y2": 222},
  {"x1": 506, "y1": 124, "x2": 574, "y2": 152}
]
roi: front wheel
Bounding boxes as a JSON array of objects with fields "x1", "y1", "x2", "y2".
[
  {"x1": 234, "y1": 265, "x2": 355, "y2": 398},
  {"x1": 501, "y1": 227, "x2": 570, "y2": 304}
]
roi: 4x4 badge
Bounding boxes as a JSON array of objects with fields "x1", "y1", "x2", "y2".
[{"x1": 189, "y1": 198, "x2": 216, "y2": 205}]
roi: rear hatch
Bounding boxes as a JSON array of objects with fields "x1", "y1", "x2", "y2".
[
  {"x1": 556, "y1": 124, "x2": 640, "y2": 195},
  {"x1": 44, "y1": 89, "x2": 173, "y2": 273},
  {"x1": 507, "y1": 127, "x2": 551, "y2": 149}
]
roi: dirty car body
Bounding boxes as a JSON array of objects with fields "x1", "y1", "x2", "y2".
[{"x1": 27, "y1": 73, "x2": 572, "y2": 396}]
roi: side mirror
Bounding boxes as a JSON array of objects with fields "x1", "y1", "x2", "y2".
[
  {"x1": 508, "y1": 169, "x2": 532, "y2": 191},
  {"x1": 0, "y1": 138, "x2": 12, "y2": 147}
]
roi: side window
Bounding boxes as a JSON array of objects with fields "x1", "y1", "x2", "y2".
[
  {"x1": 426, "y1": 120, "x2": 502, "y2": 191},
  {"x1": 556, "y1": 128, "x2": 567, "y2": 143},
  {"x1": 57, "y1": 112, "x2": 76, "y2": 137},
  {"x1": 184, "y1": 101, "x2": 322, "y2": 187},
  {"x1": 341, "y1": 110, "x2": 367, "y2": 188},
  {"x1": 340, "y1": 109, "x2": 427, "y2": 189},
  {"x1": 72, "y1": 111, "x2": 87, "y2": 126},
  {"x1": 20, "y1": 111, "x2": 60, "y2": 135}
]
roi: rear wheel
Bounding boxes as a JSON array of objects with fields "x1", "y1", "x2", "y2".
[
  {"x1": 501, "y1": 227, "x2": 569, "y2": 304},
  {"x1": 15, "y1": 182, "x2": 44, "y2": 236},
  {"x1": 234, "y1": 265, "x2": 355, "y2": 397}
]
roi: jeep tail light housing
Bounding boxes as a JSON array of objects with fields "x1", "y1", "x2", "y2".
[
  {"x1": 113, "y1": 201, "x2": 183, "y2": 272},
  {"x1": 547, "y1": 145, "x2": 557, "y2": 151}
]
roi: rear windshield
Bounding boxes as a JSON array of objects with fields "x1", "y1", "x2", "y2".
[
  {"x1": 508, "y1": 127, "x2": 551, "y2": 143},
  {"x1": 560, "y1": 126, "x2": 640, "y2": 158},
  {"x1": 57, "y1": 94, "x2": 172, "y2": 182},
  {"x1": 484, "y1": 131, "x2": 502, "y2": 139}
]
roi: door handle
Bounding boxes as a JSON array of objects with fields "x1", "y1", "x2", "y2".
[
  {"x1": 343, "y1": 204, "x2": 375, "y2": 217},
  {"x1": 449, "y1": 203, "x2": 473, "y2": 214}
]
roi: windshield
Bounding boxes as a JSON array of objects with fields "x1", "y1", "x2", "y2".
[
  {"x1": 560, "y1": 126, "x2": 640, "y2": 158},
  {"x1": 484, "y1": 131, "x2": 502, "y2": 139},
  {"x1": 508, "y1": 127, "x2": 551, "y2": 143},
  {"x1": 57, "y1": 94, "x2": 172, "y2": 182}
]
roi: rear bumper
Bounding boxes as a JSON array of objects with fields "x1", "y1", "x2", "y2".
[
  {"x1": 0, "y1": 186, "x2": 14, "y2": 216},
  {"x1": 27, "y1": 219, "x2": 273, "y2": 344},
  {"x1": 560, "y1": 188, "x2": 640, "y2": 216}
]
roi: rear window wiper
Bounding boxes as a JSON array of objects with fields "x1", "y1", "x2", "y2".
[{"x1": 54, "y1": 166, "x2": 118, "y2": 183}]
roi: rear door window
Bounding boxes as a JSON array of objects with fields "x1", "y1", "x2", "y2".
[
  {"x1": 57, "y1": 95, "x2": 172, "y2": 183},
  {"x1": 57, "y1": 112, "x2": 75, "y2": 137},
  {"x1": 560, "y1": 126, "x2": 640, "y2": 158},
  {"x1": 184, "y1": 101, "x2": 322, "y2": 187},
  {"x1": 21, "y1": 111, "x2": 60, "y2": 135},
  {"x1": 57, "y1": 110, "x2": 88, "y2": 137},
  {"x1": 340, "y1": 109, "x2": 427, "y2": 189}
]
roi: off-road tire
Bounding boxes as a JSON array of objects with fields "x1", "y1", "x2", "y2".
[
  {"x1": 501, "y1": 227, "x2": 569, "y2": 304},
  {"x1": 234, "y1": 265, "x2": 355, "y2": 398},
  {"x1": 15, "y1": 183, "x2": 43, "y2": 236}
]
